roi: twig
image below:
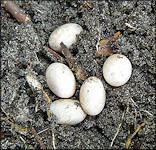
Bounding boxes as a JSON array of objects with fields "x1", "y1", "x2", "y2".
[
  {"x1": 125, "y1": 121, "x2": 146, "y2": 149},
  {"x1": 133, "y1": 131, "x2": 155, "y2": 149},
  {"x1": 125, "y1": 23, "x2": 137, "y2": 30},
  {"x1": 37, "y1": 128, "x2": 49, "y2": 135},
  {"x1": 43, "y1": 90, "x2": 52, "y2": 103},
  {"x1": 1, "y1": 107, "x2": 14, "y2": 123},
  {"x1": 130, "y1": 98, "x2": 142, "y2": 119},
  {"x1": 20, "y1": 136, "x2": 26, "y2": 144},
  {"x1": 31, "y1": 127, "x2": 46, "y2": 150},
  {"x1": 31, "y1": 5, "x2": 43, "y2": 14},
  {"x1": 139, "y1": 109, "x2": 153, "y2": 116},
  {"x1": 130, "y1": 97, "x2": 153, "y2": 118},
  {"x1": 41, "y1": 45, "x2": 65, "y2": 63},
  {"x1": 1, "y1": 0, "x2": 30, "y2": 23},
  {"x1": 130, "y1": 98, "x2": 138, "y2": 108},
  {"x1": 1, "y1": 107, "x2": 31, "y2": 137},
  {"x1": 110, "y1": 108, "x2": 126, "y2": 147}
]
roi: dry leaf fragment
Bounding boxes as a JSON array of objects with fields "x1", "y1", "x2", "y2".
[{"x1": 97, "y1": 31, "x2": 121, "y2": 56}]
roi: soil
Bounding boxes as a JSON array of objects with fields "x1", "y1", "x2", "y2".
[{"x1": 1, "y1": 0, "x2": 155, "y2": 149}]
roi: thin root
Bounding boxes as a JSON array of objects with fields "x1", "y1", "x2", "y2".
[
  {"x1": 110, "y1": 107, "x2": 126, "y2": 147},
  {"x1": 31, "y1": 127, "x2": 46, "y2": 149},
  {"x1": 41, "y1": 45, "x2": 65, "y2": 63},
  {"x1": 1, "y1": 107, "x2": 14, "y2": 123},
  {"x1": 43, "y1": 90, "x2": 52, "y2": 103},
  {"x1": 125, "y1": 121, "x2": 146, "y2": 149},
  {"x1": 52, "y1": 128, "x2": 56, "y2": 149}
]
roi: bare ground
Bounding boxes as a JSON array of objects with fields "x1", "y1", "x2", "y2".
[{"x1": 1, "y1": 0, "x2": 155, "y2": 149}]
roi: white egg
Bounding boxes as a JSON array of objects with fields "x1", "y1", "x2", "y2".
[
  {"x1": 50, "y1": 99, "x2": 87, "y2": 125},
  {"x1": 79, "y1": 76, "x2": 106, "y2": 116},
  {"x1": 49, "y1": 23, "x2": 83, "y2": 52},
  {"x1": 103, "y1": 54, "x2": 132, "y2": 87},
  {"x1": 46, "y1": 63, "x2": 76, "y2": 98}
]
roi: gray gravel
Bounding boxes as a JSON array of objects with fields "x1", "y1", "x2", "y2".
[{"x1": 1, "y1": 0, "x2": 155, "y2": 149}]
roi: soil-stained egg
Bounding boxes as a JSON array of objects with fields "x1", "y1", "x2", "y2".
[
  {"x1": 46, "y1": 63, "x2": 76, "y2": 98},
  {"x1": 50, "y1": 99, "x2": 87, "y2": 125},
  {"x1": 103, "y1": 54, "x2": 132, "y2": 87},
  {"x1": 49, "y1": 23, "x2": 83, "y2": 52},
  {"x1": 79, "y1": 76, "x2": 106, "y2": 116}
]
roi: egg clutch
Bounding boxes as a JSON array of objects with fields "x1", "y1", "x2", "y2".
[{"x1": 46, "y1": 23, "x2": 132, "y2": 125}]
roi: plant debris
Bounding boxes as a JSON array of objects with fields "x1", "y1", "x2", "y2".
[
  {"x1": 1, "y1": 1, "x2": 155, "y2": 149},
  {"x1": 97, "y1": 31, "x2": 121, "y2": 56},
  {"x1": 126, "y1": 121, "x2": 147, "y2": 149},
  {"x1": 1, "y1": 0, "x2": 30, "y2": 23}
]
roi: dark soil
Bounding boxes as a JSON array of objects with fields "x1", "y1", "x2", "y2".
[{"x1": 1, "y1": 0, "x2": 155, "y2": 149}]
